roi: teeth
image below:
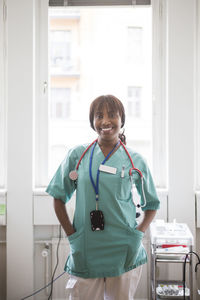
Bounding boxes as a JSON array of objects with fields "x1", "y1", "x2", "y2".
[{"x1": 102, "y1": 128, "x2": 112, "y2": 131}]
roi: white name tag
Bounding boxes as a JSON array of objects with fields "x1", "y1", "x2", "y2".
[{"x1": 99, "y1": 164, "x2": 117, "y2": 174}]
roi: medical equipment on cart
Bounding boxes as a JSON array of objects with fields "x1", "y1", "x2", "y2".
[
  {"x1": 150, "y1": 220, "x2": 194, "y2": 300},
  {"x1": 150, "y1": 220, "x2": 194, "y2": 248}
]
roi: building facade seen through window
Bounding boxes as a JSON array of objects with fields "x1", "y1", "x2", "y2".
[
  {"x1": 48, "y1": 7, "x2": 152, "y2": 178},
  {"x1": 50, "y1": 30, "x2": 72, "y2": 74}
]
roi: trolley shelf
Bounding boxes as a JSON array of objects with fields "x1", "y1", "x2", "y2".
[
  {"x1": 155, "y1": 280, "x2": 190, "y2": 300},
  {"x1": 156, "y1": 259, "x2": 189, "y2": 263}
]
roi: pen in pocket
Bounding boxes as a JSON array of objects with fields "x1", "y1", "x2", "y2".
[{"x1": 121, "y1": 165, "x2": 125, "y2": 178}]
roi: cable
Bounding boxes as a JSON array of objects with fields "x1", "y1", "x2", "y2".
[
  {"x1": 48, "y1": 225, "x2": 62, "y2": 300},
  {"x1": 183, "y1": 251, "x2": 200, "y2": 300},
  {"x1": 21, "y1": 225, "x2": 63, "y2": 300},
  {"x1": 21, "y1": 271, "x2": 65, "y2": 300}
]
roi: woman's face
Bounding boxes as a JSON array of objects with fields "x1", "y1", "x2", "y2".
[{"x1": 93, "y1": 104, "x2": 122, "y2": 144}]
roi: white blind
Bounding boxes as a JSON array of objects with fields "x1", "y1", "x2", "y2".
[{"x1": 49, "y1": 0, "x2": 151, "y2": 6}]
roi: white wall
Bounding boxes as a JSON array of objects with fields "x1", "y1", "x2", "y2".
[
  {"x1": 167, "y1": 0, "x2": 196, "y2": 232},
  {"x1": 6, "y1": 0, "x2": 34, "y2": 299},
  {"x1": 0, "y1": 0, "x2": 199, "y2": 300}
]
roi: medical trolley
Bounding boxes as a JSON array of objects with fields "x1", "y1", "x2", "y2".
[{"x1": 150, "y1": 220, "x2": 194, "y2": 300}]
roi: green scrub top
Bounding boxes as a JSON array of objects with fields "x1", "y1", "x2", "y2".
[{"x1": 46, "y1": 142, "x2": 160, "y2": 278}]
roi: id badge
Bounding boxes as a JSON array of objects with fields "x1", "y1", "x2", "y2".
[{"x1": 90, "y1": 210, "x2": 104, "y2": 231}]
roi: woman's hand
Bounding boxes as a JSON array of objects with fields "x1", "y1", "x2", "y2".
[
  {"x1": 54, "y1": 198, "x2": 75, "y2": 237},
  {"x1": 136, "y1": 224, "x2": 145, "y2": 233},
  {"x1": 136, "y1": 210, "x2": 157, "y2": 233},
  {"x1": 67, "y1": 226, "x2": 76, "y2": 237}
]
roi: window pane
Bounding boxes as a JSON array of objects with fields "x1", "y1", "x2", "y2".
[
  {"x1": 50, "y1": 30, "x2": 72, "y2": 74},
  {"x1": 51, "y1": 88, "x2": 71, "y2": 119},
  {"x1": 48, "y1": 7, "x2": 152, "y2": 178},
  {"x1": 127, "y1": 27, "x2": 143, "y2": 64},
  {"x1": 127, "y1": 86, "x2": 142, "y2": 117}
]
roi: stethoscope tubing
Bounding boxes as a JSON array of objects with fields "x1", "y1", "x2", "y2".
[
  {"x1": 76, "y1": 139, "x2": 98, "y2": 171},
  {"x1": 119, "y1": 140, "x2": 146, "y2": 208},
  {"x1": 74, "y1": 139, "x2": 147, "y2": 208},
  {"x1": 119, "y1": 140, "x2": 143, "y2": 178}
]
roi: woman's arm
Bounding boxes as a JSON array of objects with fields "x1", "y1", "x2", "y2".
[
  {"x1": 54, "y1": 198, "x2": 75, "y2": 236},
  {"x1": 137, "y1": 210, "x2": 157, "y2": 233}
]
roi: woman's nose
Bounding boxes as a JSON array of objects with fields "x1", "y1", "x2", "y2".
[{"x1": 102, "y1": 115, "x2": 111, "y2": 124}]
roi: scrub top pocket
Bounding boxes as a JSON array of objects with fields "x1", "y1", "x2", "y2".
[
  {"x1": 125, "y1": 228, "x2": 145, "y2": 269},
  {"x1": 116, "y1": 171, "x2": 140, "y2": 201},
  {"x1": 67, "y1": 230, "x2": 87, "y2": 275},
  {"x1": 116, "y1": 173, "x2": 131, "y2": 201}
]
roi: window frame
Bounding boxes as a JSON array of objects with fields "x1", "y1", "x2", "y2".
[
  {"x1": 35, "y1": 0, "x2": 167, "y2": 188},
  {"x1": 49, "y1": 0, "x2": 151, "y2": 6},
  {"x1": 152, "y1": 0, "x2": 167, "y2": 188},
  {"x1": 35, "y1": 0, "x2": 49, "y2": 187},
  {"x1": 196, "y1": 0, "x2": 200, "y2": 190},
  {"x1": 0, "y1": 0, "x2": 7, "y2": 189}
]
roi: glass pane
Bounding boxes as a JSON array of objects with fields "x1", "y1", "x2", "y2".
[{"x1": 48, "y1": 6, "x2": 152, "y2": 178}]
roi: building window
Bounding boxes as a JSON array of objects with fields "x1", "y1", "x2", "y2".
[
  {"x1": 50, "y1": 88, "x2": 71, "y2": 119},
  {"x1": 127, "y1": 27, "x2": 143, "y2": 65},
  {"x1": 127, "y1": 86, "x2": 142, "y2": 118},
  {"x1": 50, "y1": 30, "x2": 71, "y2": 74}
]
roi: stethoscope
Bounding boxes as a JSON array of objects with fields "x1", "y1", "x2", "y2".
[{"x1": 69, "y1": 139, "x2": 147, "y2": 215}]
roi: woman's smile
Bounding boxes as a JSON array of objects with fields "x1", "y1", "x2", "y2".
[{"x1": 100, "y1": 126, "x2": 114, "y2": 133}]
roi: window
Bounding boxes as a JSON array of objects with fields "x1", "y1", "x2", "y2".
[
  {"x1": 47, "y1": 6, "x2": 153, "y2": 178},
  {"x1": 127, "y1": 86, "x2": 142, "y2": 118},
  {"x1": 50, "y1": 30, "x2": 72, "y2": 74},
  {"x1": 35, "y1": 0, "x2": 167, "y2": 187},
  {"x1": 127, "y1": 27, "x2": 143, "y2": 65},
  {"x1": 51, "y1": 88, "x2": 71, "y2": 119}
]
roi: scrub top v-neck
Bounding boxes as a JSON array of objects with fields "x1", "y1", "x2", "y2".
[{"x1": 46, "y1": 142, "x2": 160, "y2": 278}]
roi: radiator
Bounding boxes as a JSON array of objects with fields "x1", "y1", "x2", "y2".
[{"x1": 51, "y1": 238, "x2": 71, "y2": 300}]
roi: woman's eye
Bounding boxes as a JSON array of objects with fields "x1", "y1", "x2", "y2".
[
  {"x1": 109, "y1": 113, "x2": 115, "y2": 118},
  {"x1": 96, "y1": 114, "x2": 103, "y2": 119}
]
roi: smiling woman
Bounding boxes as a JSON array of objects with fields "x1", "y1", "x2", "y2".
[{"x1": 46, "y1": 94, "x2": 160, "y2": 300}]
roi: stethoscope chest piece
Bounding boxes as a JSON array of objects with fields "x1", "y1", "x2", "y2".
[{"x1": 69, "y1": 170, "x2": 78, "y2": 181}]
